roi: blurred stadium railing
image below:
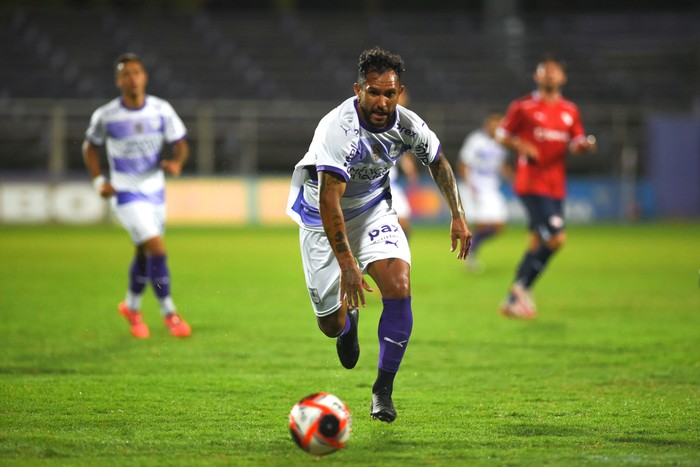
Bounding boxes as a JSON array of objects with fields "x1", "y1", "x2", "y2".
[
  {"x1": 1, "y1": 5, "x2": 698, "y2": 223},
  {"x1": 0, "y1": 98, "x2": 645, "y2": 177},
  {"x1": 0, "y1": 98, "x2": 659, "y2": 225}
]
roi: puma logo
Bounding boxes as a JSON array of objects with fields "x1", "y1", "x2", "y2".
[
  {"x1": 385, "y1": 240, "x2": 399, "y2": 248},
  {"x1": 383, "y1": 337, "x2": 407, "y2": 348}
]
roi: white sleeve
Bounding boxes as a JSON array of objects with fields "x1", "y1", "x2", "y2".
[
  {"x1": 161, "y1": 101, "x2": 187, "y2": 143},
  {"x1": 314, "y1": 116, "x2": 356, "y2": 181},
  {"x1": 412, "y1": 123, "x2": 441, "y2": 166},
  {"x1": 85, "y1": 108, "x2": 105, "y2": 145}
]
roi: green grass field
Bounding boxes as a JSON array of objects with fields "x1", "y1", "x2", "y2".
[{"x1": 1, "y1": 223, "x2": 699, "y2": 465}]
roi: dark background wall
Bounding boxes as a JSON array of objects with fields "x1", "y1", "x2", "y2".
[{"x1": 1, "y1": 0, "x2": 699, "y2": 218}]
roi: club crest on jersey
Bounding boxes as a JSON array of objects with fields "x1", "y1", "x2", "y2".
[
  {"x1": 308, "y1": 288, "x2": 321, "y2": 304},
  {"x1": 389, "y1": 143, "x2": 402, "y2": 159},
  {"x1": 134, "y1": 123, "x2": 143, "y2": 134},
  {"x1": 370, "y1": 144, "x2": 383, "y2": 163},
  {"x1": 560, "y1": 112, "x2": 573, "y2": 126}
]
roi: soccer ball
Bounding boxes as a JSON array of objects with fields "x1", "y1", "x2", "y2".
[{"x1": 289, "y1": 392, "x2": 351, "y2": 456}]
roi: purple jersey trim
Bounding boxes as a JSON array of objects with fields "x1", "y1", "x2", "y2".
[
  {"x1": 106, "y1": 117, "x2": 164, "y2": 140},
  {"x1": 116, "y1": 189, "x2": 165, "y2": 206},
  {"x1": 120, "y1": 98, "x2": 147, "y2": 111},
  {"x1": 344, "y1": 172, "x2": 388, "y2": 197},
  {"x1": 112, "y1": 151, "x2": 160, "y2": 174},
  {"x1": 317, "y1": 165, "x2": 349, "y2": 182},
  {"x1": 292, "y1": 188, "x2": 390, "y2": 227}
]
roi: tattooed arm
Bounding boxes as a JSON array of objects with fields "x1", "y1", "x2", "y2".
[
  {"x1": 428, "y1": 151, "x2": 473, "y2": 260},
  {"x1": 318, "y1": 170, "x2": 373, "y2": 308}
]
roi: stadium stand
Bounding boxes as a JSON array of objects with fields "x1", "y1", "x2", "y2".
[{"x1": 0, "y1": 7, "x2": 698, "y2": 175}]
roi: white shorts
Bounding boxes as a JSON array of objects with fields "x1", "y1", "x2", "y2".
[
  {"x1": 299, "y1": 201, "x2": 411, "y2": 317},
  {"x1": 111, "y1": 199, "x2": 166, "y2": 245},
  {"x1": 390, "y1": 183, "x2": 411, "y2": 219},
  {"x1": 459, "y1": 183, "x2": 508, "y2": 224}
]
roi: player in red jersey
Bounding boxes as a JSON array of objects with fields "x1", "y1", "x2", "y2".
[{"x1": 495, "y1": 56, "x2": 597, "y2": 318}]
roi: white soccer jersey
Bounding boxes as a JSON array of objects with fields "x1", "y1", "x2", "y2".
[
  {"x1": 287, "y1": 97, "x2": 440, "y2": 230},
  {"x1": 458, "y1": 129, "x2": 508, "y2": 194},
  {"x1": 85, "y1": 95, "x2": 187, "y2": 205}
]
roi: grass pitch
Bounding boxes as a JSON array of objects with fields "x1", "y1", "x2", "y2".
[{"x1": 1, "y1": 222, "x2": 699, "y2": 465}]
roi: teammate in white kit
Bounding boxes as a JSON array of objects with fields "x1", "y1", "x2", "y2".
[
  {"x1": 389, "y1": 88, "x2": 419, "y2": 239},
  {"x1": 287, "y1": 47, "x2": 472, "y2": 422},
  {"x1": 82, "y1": 53, "x2": 191, "y2": 338},
  {"x1": 388, "y1": 156, "x2": 418, "y2": 239},
  {"x1": 457, "y1": 113, "x2": 511, "y2": 271}
]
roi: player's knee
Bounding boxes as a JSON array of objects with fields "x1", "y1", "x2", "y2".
[
  {"x1": 317, "y1": 311, "x2": 344, "y2": 337},
  {"x1": 382, "y1": 274, "x2": 411, "y2": 299},
  {"x1": 143, "y1": 236, "x2": 167, "y2": 256},
  {"x1": 548, "y1": 232, "x2": 566, "y2": 250}
]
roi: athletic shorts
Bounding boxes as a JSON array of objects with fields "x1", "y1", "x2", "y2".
[
  {"x1": 519, "y1": 194, "x2": 564, "y2": 241},
  {"x1": 459, "y1": 183, "x2": 507, "y2": 224},
  {"x1": 299, "y1": 201, "x2": 411, "y2": 317},
  {"x1": 111, "y1": 199, "x2": 166, "y2": 245}
]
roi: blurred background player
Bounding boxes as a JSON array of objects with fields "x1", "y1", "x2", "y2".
[
  {"x1": 82, "y1": 53, "x2": 192, "y2": 338},
  {"x1": 457, "y1": 112, "x2": 511, "y2": 272},
  {"x1": 495, "y1": 56, "x2": 597, "y2": 319},
  {"x1": 390, "y1": 88, "x2": 419, "y2": 239},
  {"x1": 287, "y1": 47, "x2": 471, "y2": 423},
  {"x1": 389, "y1": 157, "x2": 419, "y2": 239}
]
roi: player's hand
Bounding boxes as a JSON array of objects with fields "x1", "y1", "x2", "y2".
[
  {"x1": 582, "y1": 135, "x2": 597, "y2": 153},
  {"x1": 518, "y1": 140, "x2": 540, "y2": 162},
  {"x1": 99, "y1": 182, "x2": 116, "y2": 198},
  {"x1": 449, "y1": 215, "x2": 472, "y2": 260},
  {"x1": 161, "y1": 160, "x2": 183, "y2": 176},
  {"x1": 340, "y1": 265, "x2": 373, "y2": 309},
  {"x1": 571, "y1": 135, "x2": 597, "y2": 154}
]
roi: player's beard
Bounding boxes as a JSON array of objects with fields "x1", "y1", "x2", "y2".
[{"x1": 365, "y1": 107, "x2": 391, "y2": 130}]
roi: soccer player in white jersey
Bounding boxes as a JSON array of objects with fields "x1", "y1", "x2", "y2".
[
  {"x1": 287, "y1": 47, "x2": 472, "y2": 422},
  {"x1": 82, "y1": 53, "x2": 191, "y2": 338},
  {"x1": 458, "y1": 113, "x2": 511, "y2": 272}
]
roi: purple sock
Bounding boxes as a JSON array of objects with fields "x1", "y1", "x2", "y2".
[
  {"x1": 148, "y1": 255, "x2": 171, "y2": 299},
  {"x1": 378, "y1": 297, "x2": 413, "y2": 373},
  {"x1": 339, "y1": 311, "x2": 353, "y2": 336},
  {"x1": 129, "y1": 255, "x2": 148, "y2": 294}
]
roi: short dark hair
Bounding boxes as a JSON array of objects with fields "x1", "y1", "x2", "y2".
[
  {"x1": 357, "y1": 47, "x2": 405, "y2": 84},
  {"x1": 114, "y1": 53, "x2": 144, "y2": 73},
  {"x1": 537, "y1": 54, "x2": 566, "y2": 71}
]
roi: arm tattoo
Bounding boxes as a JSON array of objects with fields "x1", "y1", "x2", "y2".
[
  {"x1": 325, "y1": 175, "x2": 343, "y2": 186},
  {"x1": 334, "y1": 231, "x2": 349, "y2": 253},
  {"x1": 429, "y1": 154, "x2": 465, "y2": 218},
  {"x1": 319, "y1": 171, "x2": 352, "y2": 257}
]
